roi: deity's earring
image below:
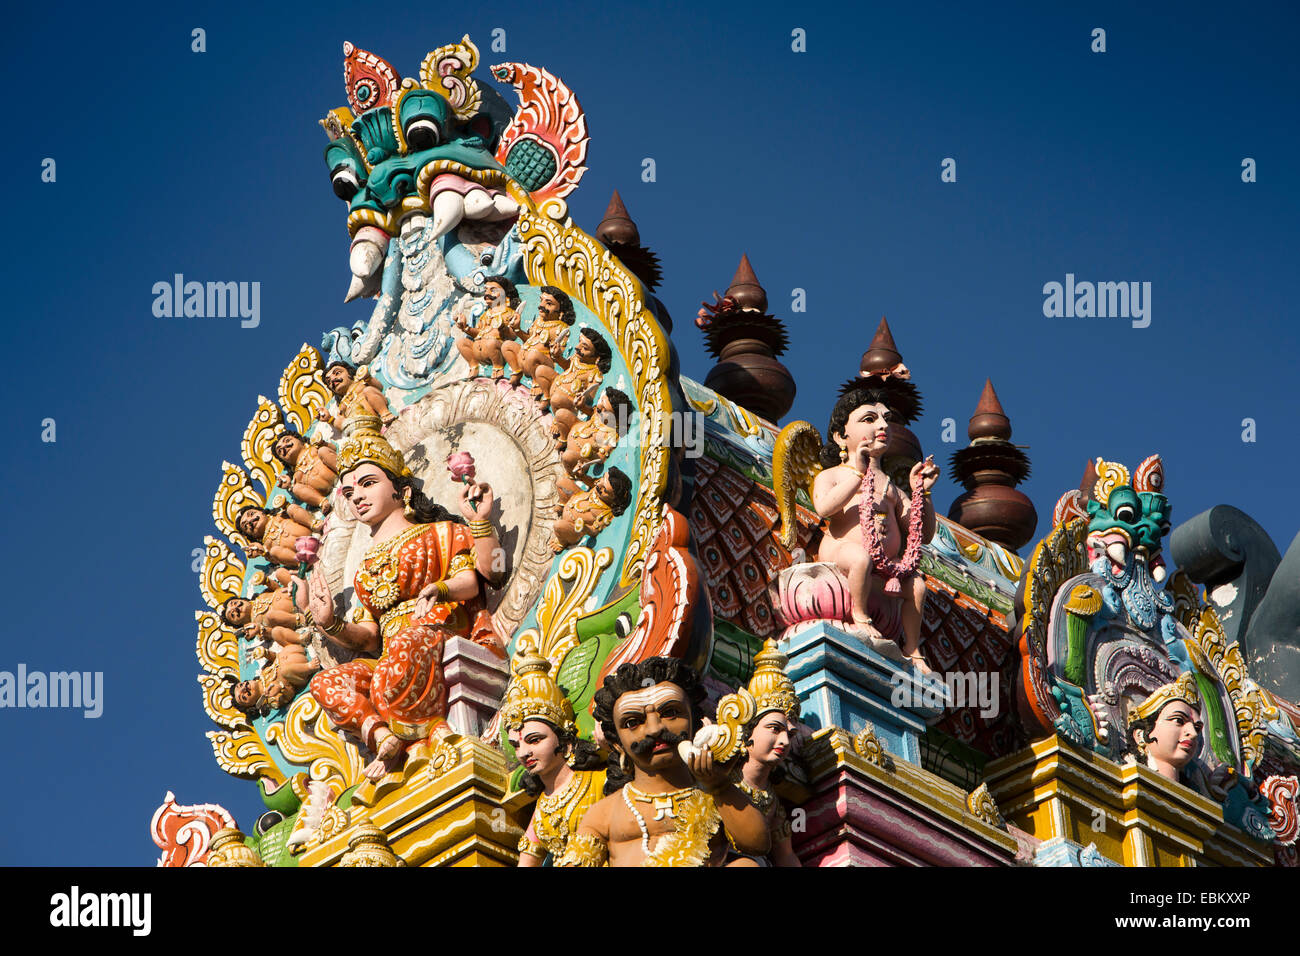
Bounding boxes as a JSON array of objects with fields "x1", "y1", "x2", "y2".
[
  {"x1": 618, "y1": 751, "x2": 630, "y2": 774},
  {"x1": 565, "y1": 749, "x2": 577, "y2": 768},
  {"x1": 403, "y1": 489, "x2": 415, "y2": 519},
  {"x1": 839, "y1": 445, "x2": 849, "y2": 463},
  {"x1": 1133, "y1": 730, "x2": 1148, "y2": 756}
]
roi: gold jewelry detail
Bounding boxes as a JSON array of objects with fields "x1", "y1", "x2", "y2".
[
  {"x1": 734, "y1": 776, "x2": 776, "y2": 815},
  {"x1": 500, "y1": 637, "x2": 578, "y2": 733},
  {"x1": 533, "y1": 769, "x2": 605, "y2": 859},
  {"x1": 1128, "y1": 672, "x2": 1201, "y2": 725},
  {"x1": 839, "y1": 446, "x2": 849, "y2": 463},
  {"x1": 555, "y1": 830, "x2": 608, "y2": 867},
  {"x1": 469, "y1": 519, "x2": 494, "y2": 538},
  {"x1": 622, "y1": 785, "x2": 721, "y2": 867},
  {"x1": 322, "y1": 616, "x2": 347, "y2": 637},
  {"x1": 518, "y1": 834, "x2": 545, "y2": 857},
  {"x1": 337, "y1": 416, "x2": 411, "y2": 478},
  {"x1": 355, "y1": 524, "x2": 426, "y2": 612},
  {"x1": 433, "y1": 581, "x2": 450, "y2": 603},
  {"x1": 403, "y1": 488, "x2": 415, "y2": 519}
]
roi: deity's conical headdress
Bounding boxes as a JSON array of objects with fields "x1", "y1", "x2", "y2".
[
  {"x1": 500, "y1": 638, "x2": 577, "y2": 734},
  {"x1": 746, "y1": 639, "x2": 800, "y2": 720},
  {"x1": 337, "y1": 416, "x2": 411, "y2": 478}
]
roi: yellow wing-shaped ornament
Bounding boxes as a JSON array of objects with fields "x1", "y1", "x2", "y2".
[{"x1": 772, "y1": 421, "x2": 824, "y2": 550}]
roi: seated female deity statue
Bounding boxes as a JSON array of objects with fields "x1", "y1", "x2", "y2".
[
  {"x1": 303, "y1": 417, "x2": 508, "y2": 783},
  {"x1": 726, "y1": 639, "x2": 803, "y2": 867},
  {"x1": 272, "y1": 429, "x2": 340, "y2": 511},
  {"x1": 235, "y1": 503, "x2": 321, "y2": 568},
  {"x1": 500, "y1": 286, "x2": 575, "y2": 391},
  {"x1": 221, "y1": 569, "x2": 310, "y2": 647},
  {"x1": 1127, "y1": 673, "x2": 1203, "y2": 784},
  {"x1": 813, "y1": 384, "x2": 939, "y2": 673},
  {"x1": 454, "y1": 275, "x2": 522, "y2": 379},
  {"x1": 501, "y1": 639, "x2": 607, "y2": 866}
]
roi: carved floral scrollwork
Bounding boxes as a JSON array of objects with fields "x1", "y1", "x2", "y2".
[
  {"x1": 206, "y1": 729, "x2": 286, "y2": 785},
  {"x1": 515, "y1": 546, "x2": 614, "y2": 670},
  {"x1": 966, "y1": 783, "x2": 1007, "y2": 830},
  {"x1": 241, "y1": 396, "x2": 283, "y2": 496},
  {"x1": 278, "y1": 344, "x2": 331, "y2": 435},
  {"x1": 198, "y1": 536, "x2": 245, "y2": 611},
  {"x1": 265, "y1": 694, "x2": 366, "y2": 795},
  {"x1": 853, "y1": 722, "x2": 894, "y2": 770},
  {"x1": 195, "y1": 611, "x2": 239, "y2": 679},
  {"x1": 212, "y1": 462, "x2": 264, "y2": 555}
]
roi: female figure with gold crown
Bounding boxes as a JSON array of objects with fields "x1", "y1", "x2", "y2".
[
  {"x1": 502, "y1": 639, "x2": 607, "y2": 866},
  {"x1": 303, "y1": 416, "x2": 506, "y2": 783},
  {"x1": 1127, "y1": 673, "x2": 1203, "y2": 785},
  {"x1": 727, "y1": 640, "x2": 803, "y2": 867}
]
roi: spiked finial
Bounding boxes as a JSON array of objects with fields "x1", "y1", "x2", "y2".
[
  {"x1": 596, "y1": 190, "x2": 640, "y2": 246},
  {"x1": 968, "y1": 379, "x2": 1012, "y2": 442}
]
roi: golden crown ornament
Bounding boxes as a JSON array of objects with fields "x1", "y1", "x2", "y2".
[
  {"x1": 337, "y1": 416, "x2": 412, "y2": 478},
  {"x1": 499, "y1": 638, "x2": 577, "y2": 734},
  {"x1": 746, "y1": 639, "x2": 801, "y2": 720},
  {"x1": 1128, "y1": 672, "x2": 1201, "y2": 726}
]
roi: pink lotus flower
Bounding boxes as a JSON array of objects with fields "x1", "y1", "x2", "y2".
[
  {"x1": 447, "y1": 451, "x2": 476, "y2": 483},
  {"x1": 294, "y1": 536, "x2": 321, "y2": 566}
]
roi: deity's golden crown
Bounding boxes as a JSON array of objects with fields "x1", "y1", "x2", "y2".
[
  {"x1": 338, "y1": 416, "x2": 411, "y2": 478},
  {"x1": 1128, "y1": 673, "x2": 1200, "y2": 725},
  {"x1": 746, "y1": 639, "x2": 800, "y2": 719},
  {"x1": 500, "y1": 639, "x2": 577, "y2": 734}
]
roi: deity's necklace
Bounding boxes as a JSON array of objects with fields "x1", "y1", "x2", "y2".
[
  {"x1": 857, "y1": 467, "x2": 925, "y2": 594},
  {"x1": 623, "y1": 784, "x2": 697, "y2": 855}
]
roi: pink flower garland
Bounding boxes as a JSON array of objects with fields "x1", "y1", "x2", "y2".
[{"x1": 858, "y1": 468, "x2": 925, "y2": 594}]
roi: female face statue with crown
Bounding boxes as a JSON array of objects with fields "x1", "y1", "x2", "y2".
[
  {"x1": 301, "y1": 417, "x2": 508, "y2": 782},
  {"x1": 1128, "y1": 673, "x2": 1203, "y2": 784}
]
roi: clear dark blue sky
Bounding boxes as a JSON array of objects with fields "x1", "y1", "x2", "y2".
[{"x1": 3, "y1": 1, "x2": 1296, "y2": 864}]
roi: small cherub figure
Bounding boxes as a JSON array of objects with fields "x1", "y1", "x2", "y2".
[
  {"x1": 454, "y1": 274, "x2": 522, "y2": 378},
  {"x1": 535, "y1": 326, "x2": 612, "y2": 440},
  {"x1": 235, "y1": 503, "x2": 321, "y2": 568},
  {"x1": 229, "y1": 644, "x2": 321, "y2": 719},
  {"x1": 317, "y1": 361, "x2": 395, "y2": 431},
  {"x1": 220, "y1": 570, "x2": 311, "y2": 647},
  {"x1": 500, "y1": 286, "x2": 575, "y2": 389},
  {"x1": 556, "y1": 387, "x2": 633, "y2": 500},
  {"x1": 812, "y1": 385, "x2": 939, "y2": 672},
  {"x1": 272, "y1": 430, "x2": 339, "y2": 511},
  {"x1": 551, "y1": 467, "x2": 632, "y2": 552}
]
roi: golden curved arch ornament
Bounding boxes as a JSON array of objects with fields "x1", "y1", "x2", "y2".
[
  {"x1": 278, "y1": 344, "x2": 331, "y2": 435},
  {"x1": 198, "y1": 536, "x2": 246, "y2": 611},
  {"x1": 517, "y1": 209, "x2": 673, "y2": 587},
  {"x1": 241, "y1": 396, "x2": 283, "y2": 496},
  {"x1": 206, "y1": 729, "x2": 286, "y2": 786},
  {"x1": 514, "y1": 546, "x2": 615, "y2": 670},
  {"x1": 1168, "y1": 571, "x2": 1272, "y2": 776}
]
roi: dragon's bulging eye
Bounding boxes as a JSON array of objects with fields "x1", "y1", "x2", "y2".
[
  {"x1": 1114, "y1": 504, "x2": 1137, "y2": 523},
  {"x1": 331, "y1": 167, "x2": 360, "y2": 200},
  {"x1": 404, "y1": 117, "x2": 442, "y2": 151}
]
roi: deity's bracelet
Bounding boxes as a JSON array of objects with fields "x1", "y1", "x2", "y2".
[
  {"x1": 322, "y1": 617, "x2": 346, "y2": 637},
  {"x1": 469, "y1": 519, "x2": 495, "y2": 539}
]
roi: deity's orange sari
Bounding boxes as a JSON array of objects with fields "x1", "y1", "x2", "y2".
[{"x1": 310, "y1": 522, "x2": 496, "y2": 749}]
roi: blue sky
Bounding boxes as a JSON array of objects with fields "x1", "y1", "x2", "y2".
[{"x1": 3, "y1": 1, "x2": 1296, "y2": 863}]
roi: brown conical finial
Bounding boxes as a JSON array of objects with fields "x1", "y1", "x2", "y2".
[
  {"x1": 1078, "y1": 459, "x2": 1099, "y2": 498},
  {"x1": 968, "y1": 379, "x2": 1012, "y2": 442},
  {"x1": 860, "y1": 317, "x2": 905, "y2": 375},
  {"x1": 725, "y1": 254, "x2": 768, "y2": 312},
  {"x1": 596, "y1": 190, "x2": 640, "y2": 247},
  {"x1": 948, "y1": 380, "x2": 1037, "y2": 550}
]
